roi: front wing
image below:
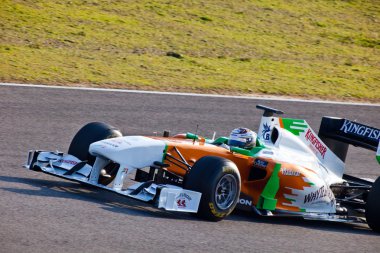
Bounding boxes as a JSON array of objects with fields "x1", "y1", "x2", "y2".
[{"x1": 24, "y1": 150, "x2": 201, "y2": 213}]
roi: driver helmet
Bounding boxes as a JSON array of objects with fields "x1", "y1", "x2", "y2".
[{"x1": 228, "y1": 128, "x2": 257, "y2": 149}]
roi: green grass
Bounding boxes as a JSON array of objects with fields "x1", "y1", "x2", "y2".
[{"x1": 1, "y1": 0, "x2": 379, "y2": 101}]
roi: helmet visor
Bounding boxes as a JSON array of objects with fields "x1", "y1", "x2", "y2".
[{"x1": 228, "y1": 136, "x2": 249, "y2": 148}]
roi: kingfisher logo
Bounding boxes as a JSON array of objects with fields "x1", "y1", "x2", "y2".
[
  {"x1": 305, "y1": 129, "x2": 327, "y2": 158},
  {"x1": 262, "y1": 123, "x2": 271, "y2": 140},
  {"x1": 340, "y1": 120, "x2": 380, "y2": 141}
]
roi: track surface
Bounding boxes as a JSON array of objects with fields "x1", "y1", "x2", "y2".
[{"x1": 0, "y1": 85, "x2": 379, "y2": 253}]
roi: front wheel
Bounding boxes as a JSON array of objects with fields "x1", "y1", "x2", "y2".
[
  {"x1": 68, "y1": 122, "x2": 122, "y2": 185},
  {"x1": 184, "y1": 156, "x2": 241, "y2": 221},
  {"x1": 365, "y1": 176, "x2": 380, "y2": 232}
]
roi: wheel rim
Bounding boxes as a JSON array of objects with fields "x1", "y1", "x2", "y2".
[{"x1": 215, "y1": 174, "x2": 238, "y2": 210}]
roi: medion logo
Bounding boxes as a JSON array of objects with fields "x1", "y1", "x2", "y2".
[
  {"x1": 239, "y1": 199, "x2": 252, "y2": 206},
  {"x1": 340, "y1": 120, "x2": 380, "y2": 141}
]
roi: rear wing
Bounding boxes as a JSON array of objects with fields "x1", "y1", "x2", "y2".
[{"x1": 318, "y1": 117, "x2": 380, "y2": 163}]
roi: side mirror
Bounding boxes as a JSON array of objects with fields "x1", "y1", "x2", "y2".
[{"x1": 256, "y1": 105, "x2": 284, "y2": 117}]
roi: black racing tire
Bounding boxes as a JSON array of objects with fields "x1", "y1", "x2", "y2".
[
  {"x1": 184, "y1": 156, "x2": 241, "y2": 221},
  {"x1": 68, "y1": 122, "x2": 122, "y2": 185},
  {"x1": 365, "y1": 176, "x2": 380, "y2": 233}
]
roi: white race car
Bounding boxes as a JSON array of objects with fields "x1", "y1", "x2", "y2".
[{"x1": 24, "y1": 105, "x2": 380, "y2": 232}]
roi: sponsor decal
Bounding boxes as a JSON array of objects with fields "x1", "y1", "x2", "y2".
[
  {"x1": 103, "y1": 141, "x2": 119, "y2": 148},
  {"x1": 176, "y1": 193, "x2": 192, "y2": 209},
  {"x1": 262, "y1": 123, "x2": 271, "y2": 141},
  {"x1": 237, "y1": 193, "x2": 253, "y2": 211},
  {"x1": 176, "y1": 199, "x2": 186, "y2": 208},
  {"x1": 305, "y1": 129, "x2": 327, "y2": 158},
  {"x1": 56, "y1": 159, "x2": 78, "y2": 166},
  {"x1": 254, "y1": 159, "x2": 268, "y2": 169},
  {"x1": 113, "y1": 139, "x2": 126, "y2": 145},
  {"x1": 280, "y1": 168, "x2": 300, "y2": 176},
  {"x1": 208, "y1": 203, "x2": 226, "y2": 218},
  {"x1": 178, "y1": 193, "x2": 192, "y2": 201},
  {"x1": 262, "y1": 150, "x2": 274, "y2": 155},
  {"x1": 339, "y1": 120, "x2": 380, "y2": 141},
  {"x1": 304, "y1": 185, "x2": 334, "y2": 204},
  {"x1": 222, "y1": 166, "x2": 236, "y2": 174},
  {"x1": 238, "y1": 198, "x2": 252, "y2": 206}
]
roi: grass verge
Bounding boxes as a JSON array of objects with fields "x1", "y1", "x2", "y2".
[{"x1": 1, "y1": 0, "x2": 379, "y2": 101}]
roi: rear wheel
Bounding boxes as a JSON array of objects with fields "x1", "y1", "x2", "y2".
[
  {"x1": 184, "y1": 156, "x2": 241, "y2": 221},
  {"x1": 365, "y1": 176, "x2": 380, "y2": 232},
  {"x1": 68, "y1": 122, "x2": 122, "y2": 185}
]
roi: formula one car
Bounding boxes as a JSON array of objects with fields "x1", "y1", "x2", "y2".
[{"x1": 24, "y1": 105, "x2": 380, "y2": 232}]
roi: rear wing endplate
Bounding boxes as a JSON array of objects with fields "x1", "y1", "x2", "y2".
[{"x1": 318, "y1": 117, "x2": 380, "y2": 163}]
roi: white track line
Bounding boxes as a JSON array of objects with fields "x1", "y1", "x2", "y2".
[{"x1": 1, "y1": 82, "x2": 379, "y2": 106}]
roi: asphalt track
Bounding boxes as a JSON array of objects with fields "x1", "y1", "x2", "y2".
[{"x1": 0, "y1": 84, "x2": 379, "y2": 253}]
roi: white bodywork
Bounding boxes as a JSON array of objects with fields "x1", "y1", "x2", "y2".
[
  {"x1": 89, "y1": 136, "x2": 166, "y2": 171},
  {"x1": 257, "y1": 114, "x2": 347, "y2": 214},
  {"x1": 24, "y1": 145, "x2": 202, "y2": 213},
  {"x1": 258, "y1": 115, "x2": 345, "y2": 185},
  {"x1": 255, "y1": 128, "x2": 339, "y2": 213}
]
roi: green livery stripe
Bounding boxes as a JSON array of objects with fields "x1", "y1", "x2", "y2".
[
  {"x1": 186, "y1": 132, "x2": 199, "y2": 140},
  {"x1": 300, "y1": 208, "x2": 306, "y2": 212},
  {"x1": 212, "y1": 136, "x2": 229, "y2": 145},
  {"x1": 376, "y1": 155, "x2": 380, "y2": 165},
  {"x1": 256, "y1": 163, "x2": 281, "y2": 211},
  {"x1": 214, "y1": 135, "x2": 267, "y2": 158},
  {"x1": 230, "y1": 146, "x2": 265, "y2": 157},
  {"x1": 286, "y1": 198, "x2": 296, "y2": 202},
  {"x1": 162, "y1": 143, "x2": 168, "y2": 162},
  {"x1": 281, "y1": 118, "x2": 308, "y2": 136}
]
